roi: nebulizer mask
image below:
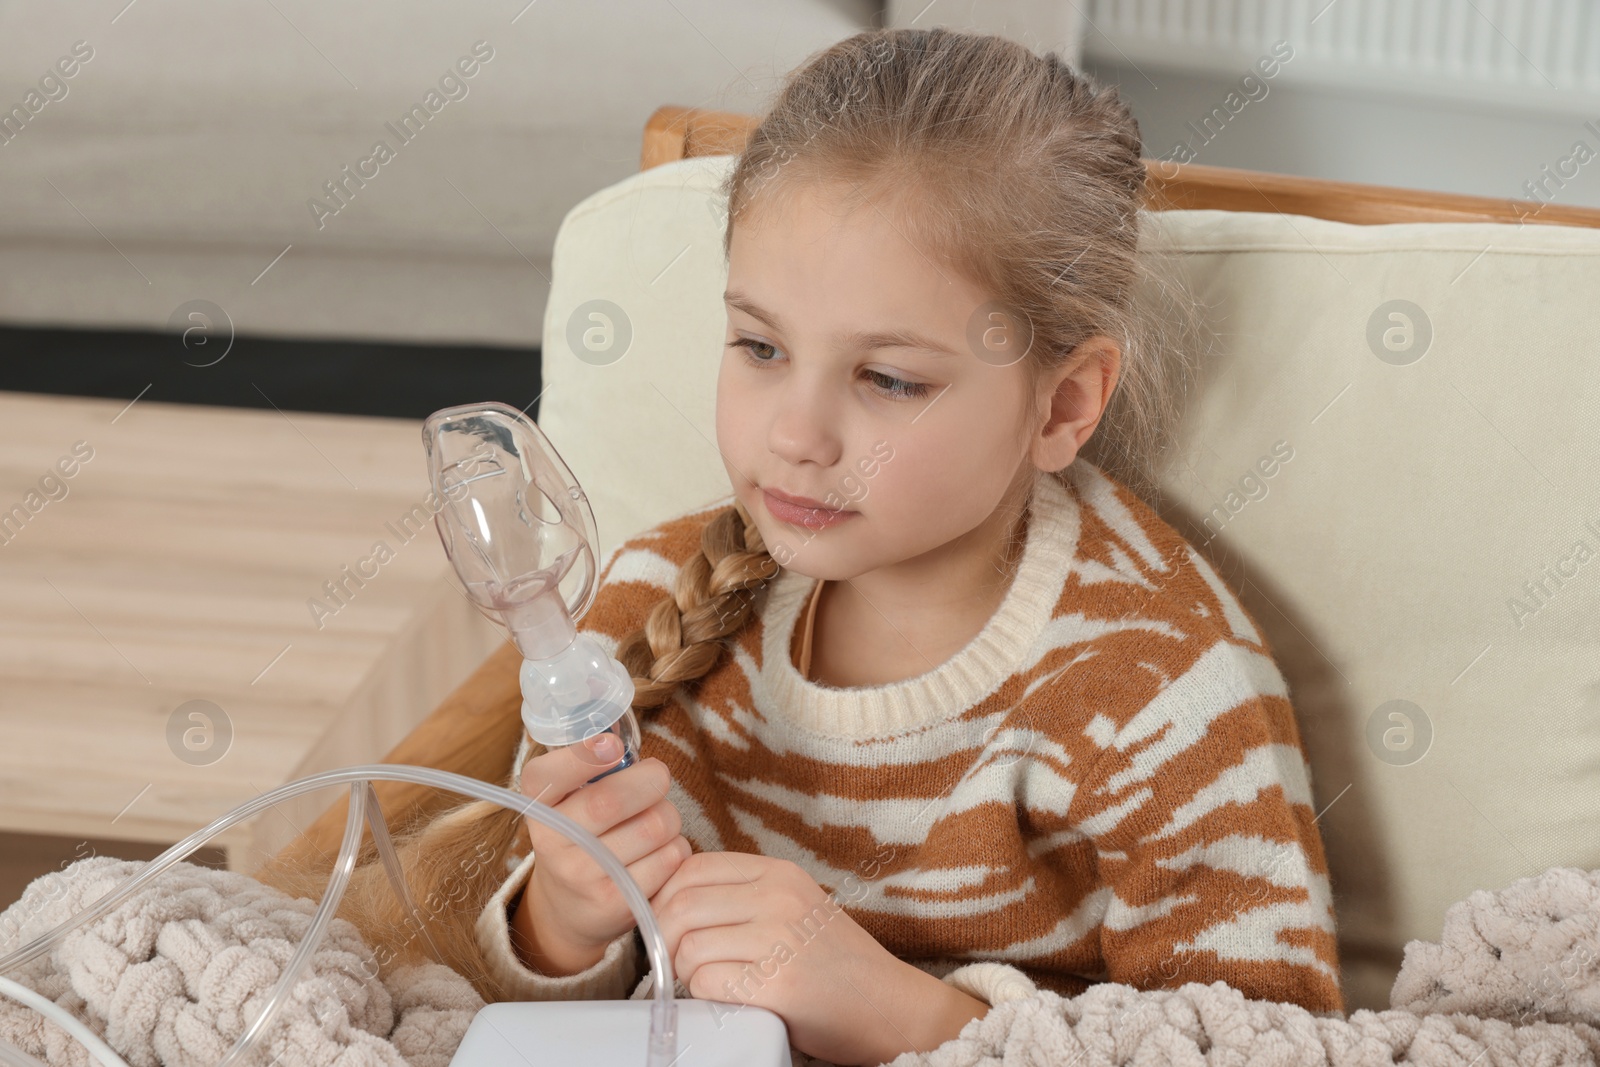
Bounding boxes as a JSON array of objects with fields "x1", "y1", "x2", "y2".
[
  {"x1": 421, "y1": 400, "x2": 643, "y2": 784},
  {"x1": 0, "y1": 402, "x2": 789, "y2": 1067}
]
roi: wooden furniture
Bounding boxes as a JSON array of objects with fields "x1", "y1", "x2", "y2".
[
  {"x1": 270, "y1": 104, "x2": 1600, "y2": 872},
  {"x1": 0, "y1": 391, "x2": 504, "y2": 875},
  {"x1": 640, "y1": 104, "x2": 1600, "y2": 229}
]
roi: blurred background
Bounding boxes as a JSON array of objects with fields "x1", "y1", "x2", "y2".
[
  {"x1": 3, "y1": 0, "x2": 1598, "y2": 410},
  {"x1": 1, "y1": 0, "x2": 1597, "y2": 904}
]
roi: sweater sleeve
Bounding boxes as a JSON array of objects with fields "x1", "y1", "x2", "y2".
[
  {"x1": 907, "y1": 959, "x2": 1041, "y2": 1007},
  {"x1": 1069, "y1": 636, "x2": 1346, "y2": 1017},
  {"x1": 474, "y1": 849, "x2": 646, "y2": 1000}
]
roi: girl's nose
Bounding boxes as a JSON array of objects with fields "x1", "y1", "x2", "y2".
[{"x1": 767, "y1": 381, "x2": 843, "y2": 468}]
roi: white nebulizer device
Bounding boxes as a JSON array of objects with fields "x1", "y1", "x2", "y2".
[{"x1": 422, "y1": 400, "x2": 642, "y2": 784}]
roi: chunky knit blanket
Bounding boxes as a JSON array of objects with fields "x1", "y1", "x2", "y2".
[
  {"x1": 0, "y1": 857, "x2": 482, "y2": 1066},
  {"x1": 3, "y1": 857, "x2": 1599, "y2": 1066},
  {"x1": 864, "y1": 866, "x2": 1600, "y2": 1067}
]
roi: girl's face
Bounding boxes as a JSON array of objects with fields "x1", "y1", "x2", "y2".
[{"x1": 716, "y1": 180, "x2": 1039, "y2": 582}]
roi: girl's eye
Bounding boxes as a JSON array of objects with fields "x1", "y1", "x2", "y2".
[
  {"x1": 728, "y1": 337, "x2": 779, "y2": 363},
  {"x1": 863, "y1": 369, "x2": 929, "y2": 400},
  {"x1": 726, "y1": 338, "x2": 931, "y2": 401}
]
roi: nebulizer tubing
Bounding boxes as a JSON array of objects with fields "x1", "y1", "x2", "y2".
[
  {"x1": 0, "y1": 766, "x2": 681, "y2": 1067},
  {"x1": 0, "y1": 974, "x2": 124, "y2": 1067}
]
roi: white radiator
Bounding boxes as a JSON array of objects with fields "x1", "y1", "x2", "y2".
[{"x1": 1081, "y1": 0, "x2": 1600, "y2": 115}]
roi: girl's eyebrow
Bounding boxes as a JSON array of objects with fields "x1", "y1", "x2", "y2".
[{"x1": 724, "y1": 288, "x2": 958, "y2": 357}]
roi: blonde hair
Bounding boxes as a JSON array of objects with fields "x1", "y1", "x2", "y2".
[{"x1": 255, "y1": 26, "x2": 1201, "y2": 1001}]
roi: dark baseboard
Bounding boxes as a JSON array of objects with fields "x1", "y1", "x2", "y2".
[
  {"x1": 0, "y1": 830, "x2": 231, "y2": 913},
  {"x1": 0, "y1": 324, "x2": 542, "y2": 421}
]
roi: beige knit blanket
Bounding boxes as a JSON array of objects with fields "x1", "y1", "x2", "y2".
[
  {"x1": 3, "y1": 857, "x2": 1599, "y2": 1066},
  {"x1": 867, "y1": 866, "x2": 1600, "y2": 1067},
  {"x1": 0, "y1": 857, "x2": 482, "y2": 1066}
]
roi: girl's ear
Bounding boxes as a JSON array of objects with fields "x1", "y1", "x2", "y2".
[{"x1": 1031, "y1": 336, "x2": 1122, "y2": 472}]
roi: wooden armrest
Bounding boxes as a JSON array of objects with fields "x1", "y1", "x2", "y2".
[
  {"x1": 641, "y1": 103, "x2": 1600, "y2": 230},
  {"x1": 259, "y1": 639, "x2": 526, "y2": 878},
  {"x1": 1143, "y1": 160, "x2": 1600, "y2": 228},
  {"x1": 641, "y1": 104, "x2": 761, "y2": 171}
]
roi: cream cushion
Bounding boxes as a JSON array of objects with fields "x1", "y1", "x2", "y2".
[{"x1": 536, "y1": 153, "x2": 1600, "y2": 1013}]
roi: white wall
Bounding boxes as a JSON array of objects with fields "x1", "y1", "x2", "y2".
[
  {"x1": 1077, "y1": 0, "x2": 1600, "y2": 210},
  {"x1": 1080, "y1": 57, "x2": 1600, "y2": 210}
]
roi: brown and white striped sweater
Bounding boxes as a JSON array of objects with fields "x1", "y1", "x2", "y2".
[{"x1": 474, "y1": 458, "x2": 1345, "y2": 1016}]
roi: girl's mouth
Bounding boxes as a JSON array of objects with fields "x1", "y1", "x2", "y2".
[{"x1": 761, "y1": 488, "x2": 857, "y2": 530}]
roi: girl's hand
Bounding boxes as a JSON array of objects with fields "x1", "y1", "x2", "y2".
[
  {"x1": 515, "y1": 733, "x2": 692, "y2": 971},
  {"x1": 649, "y1": 851, "x2": 920, "y2": 1065}
]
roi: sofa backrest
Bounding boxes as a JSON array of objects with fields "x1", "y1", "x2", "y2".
[{"x1": 538, "y1": 153, "x2": 1600, "y2": 1013}]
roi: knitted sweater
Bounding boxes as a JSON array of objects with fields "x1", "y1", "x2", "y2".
[{"x1": 473, "y1": 458, "x2": 1345, "y2": 1016}]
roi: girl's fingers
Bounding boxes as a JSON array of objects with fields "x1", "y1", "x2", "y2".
[
  {"x1": 519, "y1": 733, "x2": 625, "y2": 815},
  {"x1": 630, "y1": 835, "x2": 694, "y2": 899},
  {"x1": 656, "y1": 879, "x2": 765, "y2": 935},
  {"x1": 597, "y1": 797, "x2": 685, "y2": 867},
  {"x1": 522, "y1": 746, "x2": 670, "y2": 852},
  {"x1": 669, "y1": 916, "x2": 780, "y2": 987},
  {"x1": 651, "y1": 849, "x2": 754, "y2": 916},
  {"x1": 568, "y1": 756, "x2": 672, "y2": 838}
]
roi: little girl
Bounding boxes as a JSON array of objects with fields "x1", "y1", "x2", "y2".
[{"x1": 267, "y1": 26, "x2": 1344, "y2": 1067}]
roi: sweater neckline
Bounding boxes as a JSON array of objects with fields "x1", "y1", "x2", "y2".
[{"x1": 759, "y1": 470, "x2": 1080, "y2": 738}]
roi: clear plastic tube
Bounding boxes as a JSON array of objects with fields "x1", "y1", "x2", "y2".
[
  {"x1": 219, "y1": 781, "x2": 368, "y2": 1067},
  {"x1": 0, "y1": 1034, "x2": 49, "y2": 1067},
  {"x1": 0, "y1": 765, "x2": 679, "y2": 1067},
  {"x1": 360, "y1": 780, "x2": 449, "y2": 966},
  {"x1": 0, "y1": 974, "x2": 124, "y2": 1067}
]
